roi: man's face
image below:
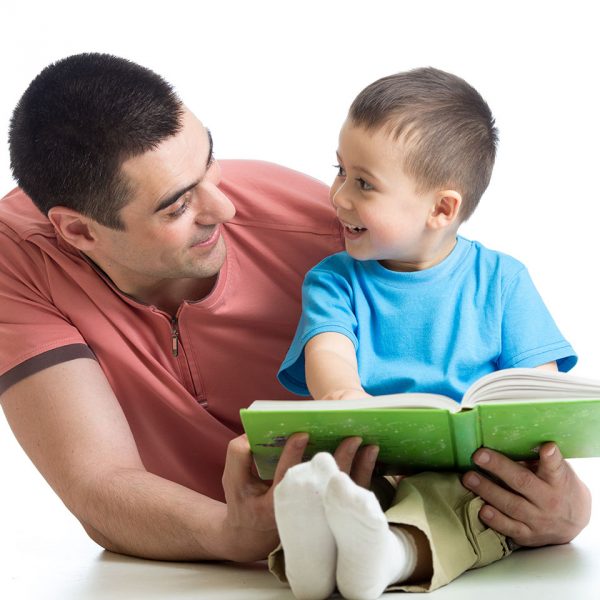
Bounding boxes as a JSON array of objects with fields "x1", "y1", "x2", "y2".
[{"x1": 89, "y1": 108, "x2": 236, "y2": 292}]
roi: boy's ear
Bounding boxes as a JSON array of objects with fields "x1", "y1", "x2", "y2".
[
  {"x1": 48, "y1": 206, "x2": 99, "y2": 251},
  {"x1": 428, "y1": 190, "x2": 462, "y2": 229}
]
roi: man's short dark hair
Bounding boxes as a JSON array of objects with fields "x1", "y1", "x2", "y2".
[
  {"x1": 9, "y1": 53, "x2": 184, "y2": 229},
  {"x1": 349, "y1": 67, "x2": 498, "y2": 221}
]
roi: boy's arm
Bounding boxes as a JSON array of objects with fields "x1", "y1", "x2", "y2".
[
  {"x1": 462, "y1": 360, "x2": 591, "y2": 546},
  {"x1": 305, "y1": 332, "x2": 370, "y2": 400}
]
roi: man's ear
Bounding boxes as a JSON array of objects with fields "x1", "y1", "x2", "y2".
[
  {"x1": 428, "y1": 190, "x2": 462, "y2": 229},
  {"x1": 48, "y1": 206, "x2": 98, "y2": 251}
]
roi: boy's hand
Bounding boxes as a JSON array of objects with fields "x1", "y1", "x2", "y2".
[{"x1": 462, "y1": 442, "x2": 592, "y2": 547}]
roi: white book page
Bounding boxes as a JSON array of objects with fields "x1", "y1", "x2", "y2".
[
  {"x1": 248, "y1": 392, "x2": 459, "y2": 412},
  {"x1": 463, "y1": 368, "x2": 600, "y2": 407}
]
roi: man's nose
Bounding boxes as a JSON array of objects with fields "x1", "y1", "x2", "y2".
[{"x1": 195, "y1": 184, "x2": 236, "y2": 224}]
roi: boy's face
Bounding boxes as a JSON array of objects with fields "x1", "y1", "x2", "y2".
[{"x1": 330, "y1": 119, "x2": 448, "y2": 272}]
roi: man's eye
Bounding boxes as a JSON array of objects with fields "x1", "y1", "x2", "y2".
[
  {"x1": 168, "y1": 196, "x2": 191, "y2": 218},
  {"x1": 333, "y1": 163, "x2": 346, "y2": 177},
  {"x1": 356, "y1": 178, "x2": 374, "y2": 191}
]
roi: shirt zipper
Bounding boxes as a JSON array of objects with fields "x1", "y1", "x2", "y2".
[
  {"x1": 169, "y1": 315, "x2": 205, "y2": 404},
  {"x1": 171, "y1": 317, "x2": 179, "y2": 357}
]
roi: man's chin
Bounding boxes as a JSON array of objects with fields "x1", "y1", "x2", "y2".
[{"x1": 187, "y1": 244, "x2": 227, "y2": 279}]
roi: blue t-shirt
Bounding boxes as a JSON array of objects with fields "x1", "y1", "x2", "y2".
[{"x1": 278, "y1": 237, "x2": 577, "y2": 401}]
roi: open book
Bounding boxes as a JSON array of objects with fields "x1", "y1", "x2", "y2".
[{"x1": 240, "y1": 368, "x2": 600, "y2": 480}]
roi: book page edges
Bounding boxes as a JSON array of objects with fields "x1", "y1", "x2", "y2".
[
  {"x1": 462, "y1": 368, "x2": 600, "y2": 407},
  {"x1": 246, "y1": 392, "x2": 459, "y2": 412}
]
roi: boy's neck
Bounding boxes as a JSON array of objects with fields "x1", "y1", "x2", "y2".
[{"x1": 380, "y1": 232, "x2": 459, "y2": 273}]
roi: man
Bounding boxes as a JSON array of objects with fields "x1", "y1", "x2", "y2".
[{"x1": 0, "y1": 53, "x2": 591, "y2": 564}]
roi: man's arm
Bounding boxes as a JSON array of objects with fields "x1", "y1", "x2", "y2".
[
  {"x1": 0, "y1": 357, "x2": 309, "y2": 562},
  {"x1": 1, "y1": 357, "x2": 378, "y2": 561}
]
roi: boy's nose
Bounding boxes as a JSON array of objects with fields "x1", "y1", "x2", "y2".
[{"x1": 331, "y1": 183, "x2": 353, "y2": 211}]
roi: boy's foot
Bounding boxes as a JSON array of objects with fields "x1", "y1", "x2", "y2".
[
  {"x1": 274, "y1": 452, "x2": 339, "y2": 600},
  {"x1": 323, "y1": 472, "x2": 417, "y2": 600}
]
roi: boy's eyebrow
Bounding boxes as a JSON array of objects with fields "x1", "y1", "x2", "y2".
[
  {"x1": 153, "y1": 128, "x2": 214, "y2": 213},
  {"x1": 336, "y1": 151, "x2": 380, "y2": 182}
]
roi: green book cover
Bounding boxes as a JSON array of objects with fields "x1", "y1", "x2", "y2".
[{"x1": 240, "y1": 368, "x2": 600, "y2": 480}]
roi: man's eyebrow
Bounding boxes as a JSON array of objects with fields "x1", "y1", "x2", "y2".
[
  {"x1": 153, "y1": 181, "x2": 199, "y2": 213},
  {"x1": 153, "y1": 128, "x2": 215, "y2": 214},
  {"x1": 206, "y1": 128, "x2": 214, "y2": 168}
]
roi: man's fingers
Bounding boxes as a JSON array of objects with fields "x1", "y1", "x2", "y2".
[
  {"x1": 476, "y1": 504, "x2": 532, "y2": 545},
  {"x1": 333, "y1": 436, "x2": 363, "y2": 473},
  {"x1": 462, "y1": 469, "x2": 536, "y2": 524},
  {"x1": 223, "y1": 434, "x2": 254, "y2": 488},
  {"x1": 349, "y1": 444, "x2": 379, "y2": 488},
  {"x1": 271, "y1": 432, "x2": 309, "y2": 486},
  {"x1": 534, "y1": 443, "x2": 566, "y2": 484},
  {"x1": 470, "y1": 448, "x2": 547, "y2": 503}
]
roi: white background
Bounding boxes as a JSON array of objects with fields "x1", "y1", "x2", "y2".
[{"x1": 0, "y1": 0, "x2": 599, "y2": 586}]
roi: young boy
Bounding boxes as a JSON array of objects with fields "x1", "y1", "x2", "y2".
[{"x1": 269, "y1": 68, "x2": 577, "y2": 599}]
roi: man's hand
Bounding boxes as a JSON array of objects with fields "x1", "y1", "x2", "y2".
[
  {"x1": 462, "y1": 442, "x2": 592, "y2": 547},
  {"x1": 221, "y1": 433, "x2": 379, "y2": 562},
  {"x1": 221, "y1": 432, "x2": 310, "y2": 562},
  {"x1": 331, "y1": 436, "x2": 379, "y2": 489}
]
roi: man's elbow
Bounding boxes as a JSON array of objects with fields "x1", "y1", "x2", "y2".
[{"x1": 80, "y1": 521, "x2": 125, "y2": 555}]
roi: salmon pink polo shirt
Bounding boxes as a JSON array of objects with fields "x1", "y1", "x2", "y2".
[{"x1": 0, "y1": 160, "x2": 342, "y2": 501}]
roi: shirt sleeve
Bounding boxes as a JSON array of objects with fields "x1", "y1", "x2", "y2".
[
  {"x1": 0, "y1": 232, "x2": 92, "y2": 394},
  {"x1": 277, "y1": 263, "x2": 358, "y2": 395},
  {"x1": 499, "y1": 266, "x2": 577, "y2": 372}
]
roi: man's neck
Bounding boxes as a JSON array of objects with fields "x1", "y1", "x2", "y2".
[
  {"x1": 135, "y1": 276, "x2": 218, "y2": 315},
  {"x1": 82, "y1": 254, "x2": 218, "y2": 315}
]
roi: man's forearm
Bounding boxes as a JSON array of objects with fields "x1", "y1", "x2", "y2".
[
  {"x1": 0, "y1": 361, "x2": 290, "y2": 564},
  {"x1": 74, "y1": 466, "x2": 233, "y2": 561}
]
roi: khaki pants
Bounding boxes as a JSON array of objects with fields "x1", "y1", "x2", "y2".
[{"x1": 269, "y1": 472, "x2": 514, "y2": 593}]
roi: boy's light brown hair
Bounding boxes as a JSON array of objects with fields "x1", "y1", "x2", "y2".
[{"x1": 349, "y1": 67, "x2": 498, "y2": 221}]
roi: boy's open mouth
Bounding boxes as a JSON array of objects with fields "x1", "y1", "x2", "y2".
[
  {"x1": 345, "y1": 224, "x2": 366, "y2": 233},
  {"x1": 340, "y1": 219, "x2": 367, "y2": 234},
  {"x1": 341, "y1": 221, "x2": 367, "y2": 240}
]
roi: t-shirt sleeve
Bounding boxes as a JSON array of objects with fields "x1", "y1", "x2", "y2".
[
  {"x1": 0, "y1": 233, "x2": 93, "y2": 394},
  {"x1": 277, "y1": 264, "x2": 358, "y2": 395},
  {"x1": 499, "y1": 266, "x2": 577, "y2": 372}
]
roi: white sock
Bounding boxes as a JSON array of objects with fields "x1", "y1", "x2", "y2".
[
  {"x1": 324, "y1": 472, "x2": 417, "y2": 600},
  {"x1": 274, "y1": 452, "x2": 339, "y2": 600}
]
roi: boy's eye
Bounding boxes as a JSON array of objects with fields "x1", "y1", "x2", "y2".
[
  {"x1": 333, "y1": 163, "x2": 346, "y2": 177},
  {"x1": 356, "y1": 178, "x2": 374, "y2": 191}
]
